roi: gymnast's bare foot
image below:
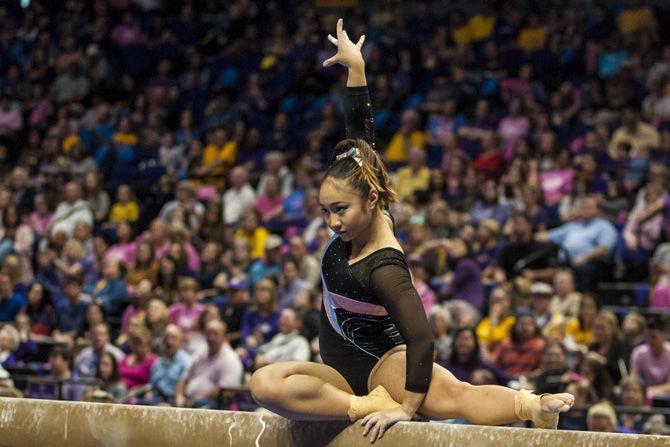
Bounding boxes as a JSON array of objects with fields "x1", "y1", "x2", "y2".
[{"x1": 540, "y1": 393, "x2": 575, "y2": 414}]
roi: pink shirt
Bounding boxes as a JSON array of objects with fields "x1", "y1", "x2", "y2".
[
  {"x1": 540, "y1": 169, "x2": 574, "y2": 205},
  {"x1": 168, "y1": 303, "x2": 205, "y2": 334},
  {"x1": 183, "y1": 344, "x2": 243, "y2": 399},
  {"x1": 256, "y1": 195, "x2": 284, "y2": 215},
  {"x1": 631, "y1": 342, "x2": 670, "y2": 387},
  {"x1": 155, "y1": 242, "x2": 200, "y2": 272},
  {"x1": 105, "y1": 241, "x2": 138, "y2": 266},
  {"x1": 119, "y1": 353, "x2": 159, "y2": 389}
]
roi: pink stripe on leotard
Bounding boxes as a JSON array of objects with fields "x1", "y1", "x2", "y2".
[{"x1": 327, "y1": 290, "x2": 388, "y2": 316}]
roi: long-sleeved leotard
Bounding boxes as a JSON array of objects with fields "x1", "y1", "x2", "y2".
[{"x1": 319, "y1": 87, "x2": 434, "y2": 396}]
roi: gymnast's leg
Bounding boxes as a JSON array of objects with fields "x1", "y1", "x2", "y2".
[
  {"x1": 250, "y1": 361, "x2": 398, "y2": 421},
  {"x1": 369, "y1": 350, "x2": 574, "y2": 428}
]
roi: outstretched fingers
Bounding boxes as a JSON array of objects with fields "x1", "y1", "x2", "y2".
[{"x1": 356, "y1": 34, "x2": 366, "y2": 49}]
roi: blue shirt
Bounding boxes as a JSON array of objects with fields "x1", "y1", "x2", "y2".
[
  {"x1": 56, "y1": 299, "x2": 90, "y2": 334},
  {"x1": 150, "y1": 350, "x2": 191, "y2": 397},
  {"x1": 549, "y1": 218, "x2": 617, "y2": 261},
  {"x1": 0, "y1": 293, "x2": 26, "y2": 322}
]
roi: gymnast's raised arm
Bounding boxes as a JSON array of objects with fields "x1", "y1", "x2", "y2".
[{"x1": 323, "y1": 19, "x2": 375, "y2": 148}]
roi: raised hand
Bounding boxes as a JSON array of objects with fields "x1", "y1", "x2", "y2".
[{"x1": 323, "y1": 18, "x2": 365, "y2": 69}]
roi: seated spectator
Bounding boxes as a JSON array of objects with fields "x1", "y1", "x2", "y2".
[
  {"x1": 233, "y1": 209, "x2": 269, "y2": 260},
  {"x1": 537, "y1": 195, "x2": 617, "y2": 292},
  {"x1": 109, "y1": 184, "x2": 140, "y2": 224},
  {"x1": 496, "y1": 212, "x2": 559, "y2": 282},
  {"x1": 607, "y1": 110, "x2": 660, "y2": 161},
  {"x1": 474, "y1": 133, "x2": 504, "y2": 178},
  {"x1": 119, "y1": 325, "x2": 159, "y2": 391},
  {"x1": 105, "y1": 221, "x2": 138, "y2": 267},
  {"x1": 248, "y1": 235, "x2": 283, "y2": 286},
  {"x1": 48, "y1": 346, "x2": 86, "y2": 401},
  {"x1": 469, "y1": 178, "x2": 512, "y2": 225},
  {"x1": 650, "y1": 243, "x2": 670, "y2": 309},
  {"x1": 255, "y1": 174, "x2": 284, "y2": 224},
  {"x1": 278, "y1": 259, "x2": 310, "y2": 310},
  {"x1": 0, "y1": 325, "x2": 19, "y2": 368},
  {"x1": 125, "y1": 242, "x2": 158, "y2": 286},
  {"x1": 549, "y1": 269, "x2": 581, "y2": 318},
  {"x1": 495, "y1": 307, "x2": 546, "y2": 380},
  {"x1": 120, "y1": 279, "x2": 152, "y2": 337},
  {"x1": 24, "y1": 281, "x2": 56, "y2": 338},
  {"x1": 74, "y1": 323, "x2": 124, "y2": 378},
  {"x1": 185, "y1": 304, "x2": 221, "y2": 356},
  {"x1": 175, "y1": 320, "x2": 243, "y2": 409},
  {"x1": 222, "y1": 167, "x2": 256, "y2": 226},
  {"x1": 475, "y1": 218, "x2": 502, "y2": 272},
  {"x1": 621, "y1": 311, "x2": 647, "y2": 348},
  {"x1": 253, "y1": 308, "x2": 310, "y2": 369},
  {"x1": 565, "y1": 292, "x2": 600, "y2": 350},
  {"x1": 528, "y1": 282, "x2": 556, "y2": 331},
  {"x1": 54, "y1": 239, "x2": 92, "y2": 283},
  {"x1": 587, "y1": 401, "x2": 618, "y2": 433},
  {"x1": 618, "y1": 376, "x2": 650, "y2": 433},
  {"x1": 144, "y1": 299, "x2": 169, "y2": 353},
  {"x1": 158, "y1": 181, "x2": 205, "y2": 233},
  {"x1": 53, "y1": 276, "x2": 90, "y2": 343},
  {"x1": 86, "y1": 258, "x2": 129, "y2": 318},
  {"x1": 168, "y1": 277, "x2": 205, "y2": 337},
  {"x1": 428, "y1": 305, "x2": 452, "y2": 365},
  {"x1": 0, "y1": 273, "x2": 26, "y2": 322},
  {"x1": 587, "y1": 310, "x2": 632, "y2": 385},
  {"x1": 440, "y1": 237, "x2": 484, "y2": 312},
  {"x1": 83, "y1": 171, "x2": 110, "y2": 224},
  {"x1": 447, "y1": 327, "x2": 503, "y2": 384},
  {"x1": 476, "y1": 286, "x2": 515, "y2": 360},
  {"x1": 237, "y1": 278, "x2": 280, "y2": 365},
  {"x1": 95, "y1": 351, "x2": 127, "y2": 402},
  {"x1": 147, "y1": 324, "x2": 191, "y2": 404},
  {"x1": 48, "y1": 181, "x2": 94, "y2": 237},
  {"x1": 395, "y1": 147, "x2": 430, "y2": 201},
  {"x1": 385, "y1": 109, "x2": 426, "y2": 164},
  {"x1": 287, "y1": 235, "x2": 320, "y2": 289},
  {"x1": 534, "y1": 341, "x2": 571, "y2": 395},
  {"x1": 631, "y1": 316, "x2": 670, "y2": 397}
]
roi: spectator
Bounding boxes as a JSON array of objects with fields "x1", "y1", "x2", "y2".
[
  {"x1": 24, "y1": 282, "x2": 56, "y2": 338},
  {"x1": 95, "y1": 351, "x2": 128, "y2": 402},
  {"x1": 549, "y1": 269, "x2": 581, "y2": 318},
  {"x1": 528, "y1": 282, "x2": 556, "y2": 331},
  {"x1": 587, "y1": 401, "x2": 618, "y2": 433},
  {"x1": 608, "y1": 110, "x2": 660, "y2": 159},
  {"x1": 83, "y1": 172, "x2": 110, "y2": 224},
  {"x1": 53, "y1": 276, "x2": 90, "y2": 343},
  {"x1": 621, "y1": 311, "x2": 647, "y2": 348},
  {"x1": 248, "y1": 235, "x2": 283, "y2": 286},
  {"x1": 407, "y1": 255, "x2": 437, "y2": 312},
  {"x1": 287, "y1": 235, "x2": 320, "y2": 289},
  {"x1": 184, "y1": 304, "x2": 221, "y2": 356},
  {"x1": 73, "y1": 323, "x2": 124, "y2": 378},
  {"x1": 48, "y1": 181, "x2": 94, "y2": 238},
  {"x1": 534, "y1": 341, "x2": 571, "y2": 395},
  {"x1": 168, "y1": 277, "x2": 205, "y2": 337},
  {"x1": 222, "y1": 167, "x2": 256, "y2": 226},
  {"x1": 495, "y1": 307, "x2": 546, "y2": 379},
  {"x1": 566, "y1": 292, "x2": 600, "y2": 350},
  {"x1": 175, "y1": 320, "x2": 243, "y2": 409},
  {"x1": 86, "y1": 258, "x2": 129, "y2": 318},
  {"x1": 395, "y1": 147, "x2": 430, "y2": 200},
  {"x1": 125, "y1": 242, "x2": 158, "y2": 286},
  {"x1": 143, "y1": 324, "x2": 191, "y2": 405},
  {"x1": 0, "y1": 273, "x2": 25, "y2": 322},
  {"x1": 0, "y1": 325, "x2": 19, "y2": 368},
  {"x1": 47, "y1": 346, "x2": 86, "y2": 401},
  {"x1": 385, "y1": 109, "x2": 426, "y2": 164},
  {"x1": 237, "y1": 278, "x2": 280, "y2": 364},
  {"x1": 158, "y1": 181, "x2": 205, "y2": 232},
  {"x1": 587, "y1": 310, "x2": 632, "y2": 385},
  {"x1": 447, "y1": 327, "x2": 503, "y2": 384},
  {"x1": 537, "y1": 195, "x2": 617, "y2": 292},
  {"x1": 221, "y1": 278, "x2": 250, "y2": 348},
  {"x1": 631, "y1": 316, "x2": 670, "y2": 396},
  {"x1": 109, "y1": 185, "x2": 140, "y2": 224},
  {"x1": 476, "y1": 286, "x2": 515, "y2": 360},
  {"x1": 618, "y1": 376, "x2": 650, "y2": 433},
  {"x1": 440, "y1": 237, "x2": 484, "y2": 312},
  {"x1": 119, "y1": 325, "x2": 159, "y2": 391},
  {"x1": 428, "y1": 305, "x2": 452, "y2": 365},
  {"x1": 233, "y1": 209, "x2": 269, "y2": 260},
  {"x1": 253, "y1": 308, "x2": 310, "y2": 369}
]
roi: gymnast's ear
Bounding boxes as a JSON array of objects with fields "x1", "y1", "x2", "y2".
[{"x1": 367, "y1": 189, "x2": 379, "y2": 209}]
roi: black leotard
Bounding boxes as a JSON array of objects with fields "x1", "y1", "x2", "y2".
[{"x1": 318, "y1": 87, "x2": 434, "y2": 396}]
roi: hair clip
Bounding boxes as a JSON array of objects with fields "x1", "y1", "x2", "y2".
[{"x1": 335, "y1": 147, "x2": 363, "y2": 167}]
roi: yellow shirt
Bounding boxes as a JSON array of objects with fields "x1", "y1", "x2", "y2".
[
  {"x1": 566, "y1": 318, "x2": 593, "y2": 348},
  {"x1": 394, "y1": 166, "x2": 431, "y2": 200},
  {"x1": 234, "y1": 226, "x2": 270, "y2": 259},
  {"x1": 384, "y1": 131, "x2": 426, "y2": 163},
  {"x1": 517, "y1": 27, "x2": 548, "y2": 52},
  {"x1": 476, "y1": 315, "x2": 516, "y2": 350},
  {"x1": 468, "y1": 14, "x2": 496, "y2": 42},
  {"x1": 109, "y1": 201, "x2": 139, "y2": 223},
  {"x1": 608, "y1": 123, "x2": 660, "y2": 160},
  {"x1": 201, "y1": 141, "x2": 238, "y2": 175},
  {"x1": 618, "y1": 7, "x2": 654, "y2": 34},
  {"x1": 451, "y1": 25, "x2": 471, "y2": 47},
  {"x1": 113, "y1": 132, "x2": 138, "y2": 146}
]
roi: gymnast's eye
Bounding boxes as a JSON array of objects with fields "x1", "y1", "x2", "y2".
[{"x1": 336, "y1": 206, "x2": 347, "y2": 214}]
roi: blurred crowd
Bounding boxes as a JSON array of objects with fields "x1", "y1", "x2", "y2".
[{"x1": 0, "y1": 0, "x2": 670, "y2": 435}]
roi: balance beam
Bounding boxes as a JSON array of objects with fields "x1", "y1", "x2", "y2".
[{"x1": 0, "y1": 397, "x2": 666, "y2": 447}]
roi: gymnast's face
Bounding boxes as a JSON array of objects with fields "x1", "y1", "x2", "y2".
[{"x1": 319, "y1": 177, "x2": 375, "y2": 242}]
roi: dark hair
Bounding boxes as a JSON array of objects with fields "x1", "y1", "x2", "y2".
[
  {"x1": 510, "y1": 313, "x2": 539, "y2": 343},
  {"x1": 96, "y1": 351, "x2": 121, "y2": 384},
  {"x1": 447, "y1": 327, "x2": 482, "y2": 367},
  {"x1": 579, "y1": 292, "x2": 601, "y2": 329},
  {"x1": 646, "y1": 315, "x2": 665, "y2": 332},
  {"x1": 49, "y1": 345, "x2": 73, "y2": 368},
  {"x1": 26, "y1": 281, "x2": 52, "y2": 316},
  {"x1": 325, "y1": 138, "x2": 397, "y2": 210}
]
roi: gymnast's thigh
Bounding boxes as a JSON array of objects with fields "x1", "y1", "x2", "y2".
[
  {"x1": 252, "y1": 361, "x2": 355, "y2": 395},
  {"x1": 368, "y1": 351, "x2": 465, "y2": 419}
]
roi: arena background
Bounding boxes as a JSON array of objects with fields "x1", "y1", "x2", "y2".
[{"x1": 0, "y1": 0, "x2": 669, "y2": 437}]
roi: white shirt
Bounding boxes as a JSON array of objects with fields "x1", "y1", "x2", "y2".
[{"x1": 223, "y1": 184, "x2": 256, "y2": 225}]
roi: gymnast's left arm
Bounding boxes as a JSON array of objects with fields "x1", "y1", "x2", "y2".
[{"x1": 362, "y1": 263, "x2": 435, "y2": 441}]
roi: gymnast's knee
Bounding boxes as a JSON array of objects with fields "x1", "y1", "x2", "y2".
[{"x1": 249, "y1": 365, "x2": 283, "y2": 404}]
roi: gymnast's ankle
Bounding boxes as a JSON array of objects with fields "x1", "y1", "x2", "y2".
[{"x1": 347, "y1": 385, "x2": 400, "y2": 422}]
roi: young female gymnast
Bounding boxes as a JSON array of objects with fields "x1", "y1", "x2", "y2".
[{"x1": 250, "y1": 19, "x2": 574, "y2": 443}]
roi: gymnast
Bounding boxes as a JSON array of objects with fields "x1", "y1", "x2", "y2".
[{"x1": 250, "y1": 18, "x2": 575, "y2": 443}]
